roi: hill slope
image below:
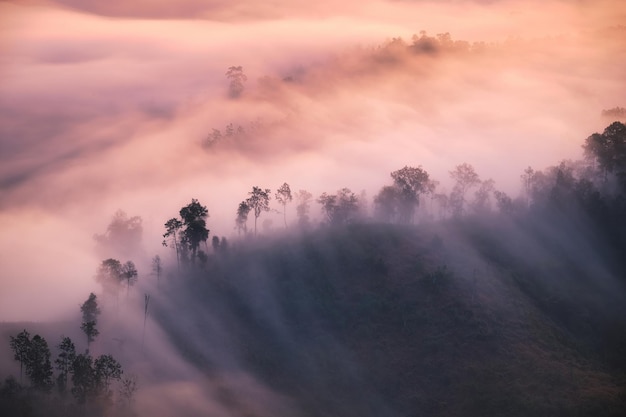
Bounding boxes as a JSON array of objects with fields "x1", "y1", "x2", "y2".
[{"x1": 155, "y1": 221, "x2": 626, "y2": 417}]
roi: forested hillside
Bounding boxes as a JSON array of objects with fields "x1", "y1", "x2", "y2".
[{"x1": 3, "y1": 123, "x2": 626, "y2": 416}]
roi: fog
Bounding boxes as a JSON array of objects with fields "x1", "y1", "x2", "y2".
[{"x1": 0, "y1": 0, "x2": 625, "y2": 392}]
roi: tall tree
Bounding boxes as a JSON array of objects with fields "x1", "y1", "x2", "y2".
[
  {"x1": 151, "y1": 255, "x2": 162, "y2": 287},
  {"x1": 55, "y1": 336, "x2": 76, "y2": 395},
  {"x1": 121, "y1": 261, "x2": 138, "y2": 297},
  {"x1": 374, "y1": 185, "x2": 401, "y2": 223},
  {"x1": 93, "y1": 210, "x2": 143, "y2": 257},
  {"x1": 317, "y1": 188, "x2": 359, "y2": 225},
  {"x1": 246, "y1": 187, "x2": 271, "y2": 236},
  {"x1": 179, "y1": 199, "x2": 210, "y2": 265},
  {"x1": 9, "y1": 329, "x2": 30, "y2": 383},
  {"x1": 226, "y1": 66, "x2": 247, "y2": 98},
  {"x1": 449, "y1": 163, "x2": 481, "y2": 216},
  {"x1": 25, "y1": 335, "x2": 53, "y2": 392},
  {"x1": 95, "y1": 258, "x2": 124, "y2": 298},
  {"x1": 295, "y1": 189, "x2": 313, "y2": 228},
  {"x1": 94, "y1": 354, "x2": 123, "y2": 400},
  {"x1": 80, "y1": 293, "x2": 101, "y2": 353},
  {"x1": 583, "y1": 121, "x2": 626, "y2": 188},
  {"x1": 235, "y1": 201, "x2": 251, "y2": 236},
  {"x1": 390, "y1": 165, "x2": 430, "y2": 224},
  {"x1": 71, "y1": 353, "x2": 95, "y2": 404},
  {"x1": 163, "y1": 218, "x2": 183, "y2": 271},
  {"x1": 275, "y1": 182, "x2": 293, "y2": 228}
]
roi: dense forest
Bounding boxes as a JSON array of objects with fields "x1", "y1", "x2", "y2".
[{"x1": 2, "y1": 120, "x2": 626, "y2": 416}]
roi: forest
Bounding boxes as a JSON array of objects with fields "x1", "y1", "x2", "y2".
[{"x1": 1, "y1": 120, "x2": 626, "y2": 416}]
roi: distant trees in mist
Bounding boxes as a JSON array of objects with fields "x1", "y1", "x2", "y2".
[
  {"x1": 3, "y1": 292, "x2": 131, "y2": 416},
  {"x1": 226, "y1": 66, "x2": 247, "y2": 98},
  {"x1": 93, "y1": 210, "x2": 143, "y2": 258}
]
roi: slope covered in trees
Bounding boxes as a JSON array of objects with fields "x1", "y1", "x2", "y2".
[{"x1": 153, "y1": 218, "x2": 626, "y2": 417}]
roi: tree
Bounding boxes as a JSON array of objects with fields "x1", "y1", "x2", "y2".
[
  {"x1": 121, "y1": 261, "x2": 138, "y2": 297},
  {"x1": 275, "y1": 182, "x2": 293, "y2": 228},
  {"x1": 94, "y1": 210, "x2": 143, "y2": 257},
  {"x1": 118, "y1": 375, "x2": 138, "y2": 410},
  {"x1": 449, "y1": 163, "x2": 481, "y2": 215},
  {"x1": 583, "y1": 121, "x2": 626, "y2": 188},
  {"x1": 94, "y1": 354, "x2": 123, "y2": 400},
  {"x1": 374, "y1": 185, "x2": 401, "y2": 223},
  {"x1": 317, "y1": 188, "x2": 359, "y2": 225},
  {"x1": 80, "y1": 293, "x2": 101, "y2": 352},
  {"x1": 96, "y1": 258, "x2": 124, "y2": 298},
  {"x1": 246, "y1": 187, "x2": 271, "y2": 236},
  {"x1": 179, "y1": 199, "x2": 210, "y2": 265},
  {"x1": 235, "y1": 201, "x2": 251, "y2": 236},
  {"x1": 226, "y1": 66, "x2": 247, "y2": 98},
  {"x1": 55, "y1": 336, "x2": 76, "y2": 395},
  {"x1": 472, "y1": 178, "x2": 495, "y2": 213},
  {"x1": 71, "y1": 353, "x2": 95, "y2": 404},
  {"x1": 24, "y1": 335, "x2": 53, "y2": 392},
  {"x1": 295, "y1": 189, "x2": 313, "y2": 227},
  {"x1": 212, "y1": 236, "x2": 220, "y2": 252},
  {"x1": 390, "y1": 166, "x2": 430, "y2": 223},
  {"x1": 520, "y1": 166, "x2": 535, "y2": 207},
  {"x1": 151, "y1": 255, "x2": 162, "y2": 286},
  {"x1": 163, "y1": 218, "x2": 183, "y2": 271},
  {"x1": 9, "y1": 329, "x2": 30, "y2": 383}
]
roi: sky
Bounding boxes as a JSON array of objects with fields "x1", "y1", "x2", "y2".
[{"x1": 1, "y1": 0, "x2": 625, "y2": 321}]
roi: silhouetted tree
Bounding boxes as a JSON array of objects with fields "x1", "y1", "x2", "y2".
[
  {"x1": 24, "y1": 335, "x2": 53, "y2": 392},
  {"x1": 220, "y1": 237, "x2": 229, "y2": 253},
  {"x1": 80, "y1": 293, "x2": 101, "y2": 353},
  {"x1": 318, "y1": 188, "x2": 359, "y2": 225},
  {"x1": 275, "y1": 182, "x2": 293, "y2": 228},
  {"x1": 247, "y1": 187, "x2": 271, "y2": 236},
  {"x1": 391, "y1": 165, "x2": 430, "y2": 223},
  {"x1": 96, "y1": 258, "x2": 124, "y2": 298},
  {"x1": 520, "y1": 166, "x2": 535, "y2": 207},
  {"x1": 472, "y1": 178, "x2": 495, "y2": 213},
  {"x1": 295, "y1": 189, "x2": 313, "y2": 228},
  {"x1": 212, "y1": 236, "x2": 220, "y2": 252},
  {"x1": 179, "y1": 199, "x2": 210, "y2": 265},
  {"x1": 151, "y1": 255, "x2": 162, "y2": 286},
  {"x1": 121, "y1": 261, "x2": 138, "y2": 297},
  {"x1": 118, "y1": 375, "x2": 138, "y2": 410},
  {"x1": 94, "y1": 210, "x2": 143, "y2": 257},
  {"x1": 9, "y1": 330, "x2": 30, "y2": 383},
  {"x1": 583, "y1": 121, "x2": 626, "y2": 189},
  {"x1": 449, "y1": 163, "x2": 481, "y2": 215},
  {"x1": 55, "y1": 336, "x2": 76, "y2": 395},
  {"x1": 94, "y1": 354, "x2": 122, "y2": 400},
  {"x1": 163, "y1": 218, "x2": 183, "y2": 271},
  {"x1": 374, "y1": 185, "x2": 401, "y2": 222},
  {"x1": 226, "y1": 66, "x2": 247, "y2": 98},
  {"x1": 71, "y1": 353, "x2": 95, "y2": 404},
  {"x1": 235, "y1": 201, "x2": 251, "y2": 235}
]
